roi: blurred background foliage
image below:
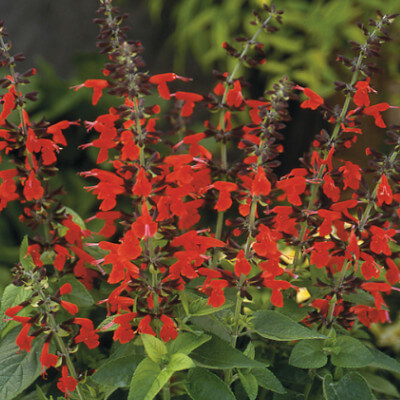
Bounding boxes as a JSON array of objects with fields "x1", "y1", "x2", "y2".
[{"x1": 1, "y1": 0, "x2": 400, "y2": 352}]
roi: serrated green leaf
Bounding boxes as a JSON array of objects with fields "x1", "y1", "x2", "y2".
[
  {"x1": 289, "y1": 340, "x2": 328, "y2": 369},
  {"x1": 167, "y1": 332, "x2": 211, "y2": 356},
  {"x1": 191, "y1": 335, "x2": 265, "y2": 369},
  {"x1": 141, "y1": 334, "x2": 167, "y2": 364},
  {"x1": 330, "y1": 336, "x2": 374, "y2": 368},
  {"x1": 91, "y1": 355, "x2": 143, "y2": 388},
  {"x1": 238, "y1": 371, "x2": 258, "y2": 400},
  {"x1": 128, "y1": 358, "x2": 171, "y2": 400},
  {"x1": 167, "y1": 353, "x2": 195, "y2": 372},
  {"x1": 368, "y1": 346, "x2": 400, "y2": 374},
  {"x1": 323, "y1": 372, "x2": 375, "y2": 400},
  {"x1": 191, "y1": 315, "x2": 231, "y2": 342},
  {"x1": 251, "y1": 368, "x2": 286, "y2": 394},
  {"x1": 184, "y1": 367, "x2": 236, "y2": 400},
  {"x1": 58, "y1": 275, "x2": 94, "y2": 308},
  {"x1": 0, "y1": 327, "x2": 44, "y2": 400},
  {"x1": 243, "y1": 341, "x2": 255, "y2": 360},
  {"x1": 253, "y1": 310, "x2": 327, "y2": 341}
]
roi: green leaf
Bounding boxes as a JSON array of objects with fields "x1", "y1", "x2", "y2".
[
  {"x1": 191, "y1": 315, "x2": 231, "y2": 342},
  {"x1": 58, "y1": 275, "x2": 94, "y2": 308},
  {"x1": 188, "y1": 297, "x2": 232, "y2": 316},
  {"x1": 167, "y1": 353, "x2": 195, "y2": 372},
  {"x1": 0, "y1": 283, "x2": 32, "y2": 332},
  {"x1": 0, "y1": 327, "x2": 44, "y2": 400},
  {"x1": 36, "y1": 385, "x2": 50, "y2": 400},
  {"x1": 289, "y1": 340, "x2": 328, "y2": 369},
  {"x1": 141, "y1": 334, "x2": 167, "y2": 364},
  {"x1": 128, "y1": 358, "x2": 171, "y2": 400},
  {"x1": 323, "y1": 372, "x2": 375, "y2": 400},
  {"x1": 368, "y1": 346, "x2": 400, "y2": 374},
  {"x1": 191, "y1": 335, "x2": 266, "y2": 369},
  {"x1": 253, "y1": 310, "x2": 327, "y2": 341},
  {"x1": 360, "y1": 371, "x2": 400, "y2": 398},
  {"x1": 243, "y1": 341, "x2": 255, "y2": 360},
  {"x1": 167, "y1": 332, "x2": 211, "y2": 356},
  {"x1": 184, "y1": 367, "x2": 236, "y2": 400},
  {"x1": 238, "y1": 371, "x2": 258, "y2": 400},
  {"x1": 251, "y1": 368, "x2": 286, "y2": 394},
  {"x1": 330, "y1": 336, "x2": 374, "y2": 368},
  {"x1": 19, "y1": 236, "x2": 34, "y2": 271},
  {"x1": 91, "y1": 355, "x2": 143, "y2": 388}
]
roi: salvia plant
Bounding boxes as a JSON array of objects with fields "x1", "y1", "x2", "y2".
[{"x1": 0, "y1": 1, "x2": 400, "y2": 399}]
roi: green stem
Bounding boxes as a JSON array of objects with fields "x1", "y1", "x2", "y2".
[
  {"x1": 162, "y1": 384, "x2": 171, "y2": 400},
  {"x1": 215, "y1": 210, "x2": 225, "y2": 241},
  {"x1": 231, "y1": 288, "x2": 243, "y2": 348}
]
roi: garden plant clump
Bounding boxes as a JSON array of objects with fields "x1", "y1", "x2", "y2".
[{"x1": 1, "y1": 0, "x2": 400, "y2": 399}]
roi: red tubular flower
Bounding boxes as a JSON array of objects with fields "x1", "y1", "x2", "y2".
[
  {"x1": 363, "y1": 102, "x2": 390, "y2": 128},
  {"x1": 149, "y1": 73, "x2": 192, "y2": 100},
  {"x1": 16, "y1": 323, "x2": 34, "y2": 353},
  {"x1": 74, "y1": 318, "x2": 100, "y2": 349},
  {"x1": 47, "y1": 120, "x2": 79, "y2": 146},
  {"x1": 94, "y1": 211, "x2": 122, "y2": 237},
  {"x1": 234, "y1": 249, "x2": 251, "y2": 276},
  {"x1": 376, "y1": 173, "x2": 393, "y2": 206},
  {"x1": 351, "y1": 304, "x2": 389, "y2": 328},
  {"x1": 60, "y1": 300, "x2": 78, "y2": 315},
  {"x1": 369, "y1": 225, "x2": 395, "y2": 255},
  {"x1": 112, "y1": 312, "x2": 137, "y2": 344},
  {"x1": 207, "y1": 279, "x2": 229, "y2": 307},
  {"x1": 353, "y1": 77, "x2": 375, "y2": 107},
  {"x1": 57, "y1": 365, "x2": 78, "y2": 397},
  {"x1": 160, "y1": 315, "x2": 178, "y2": 342},
  {"x1": 23, "y1": 170, "x2": 44, "y2": 201},
  {"x1": 276, "y1": 169, "x2": 307, "y2": 206},
  {"x1": 59, "y1": 283, "x2": 72, "y2": 296},
  {"x1": 39, "y1": 341, "x2": 58, "y2": 375},
  {"x1": 360, "y1": 252, "x2": 381, "y2": 280},
  {"x1": 251, "y1": 166, "x2": 271, "y2": 197},
  {"x1": 213, "y1": 181, "x2": 238, "y2": 211},
  {"x1": 0, "y1": 87, "x2": 16, "y2": 121},
  {"x1": 131, "y1": 202, "x2": 158, "y2": 239},
  {"x1": 263, "y1": 280, "x2": 291, "y2": 307},
  {"x1": 294, "y1": 85, "x2": 324, "y2": 110},
  {"x1": 322, "y1": 174, "x2": 340, "y2": 202},
  {"x1": 0, "y1": 169, "x2": 19, "y2": 211},
  {"x1": 361, "y1": 282, "x2": 392, "y2": 309},
  {"x1": 385, "y1": 258, "x2": 400, "y2": 285},
  {"x1": 137, "y1": 315, "x2": 156, "y2": 336},
  {"x1": 71, "y1": 79, "x2": 109, "y2": 105},
  {"x1": 310, "y1": 241, "x2": 334, "y2": 269},
  {"x1": 172, "y1": 91, "x2": 203, "y2": 117},
  {"x1": 5, "y1": 304, "x2": 23, "y2": 317},
  {"x1": 338, "y1": 161, "x2": 361, "y2": 190},
  {"x1": 132, "y1": 167, "x2": 152, "y2": 197},
  {"x1": 226, "y1": 80, "x2": 244, "y2": 107}
]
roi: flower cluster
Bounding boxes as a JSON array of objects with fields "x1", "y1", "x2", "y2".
[{"x1": 1, "y1": 1, "x2": 400, "y2": 399}]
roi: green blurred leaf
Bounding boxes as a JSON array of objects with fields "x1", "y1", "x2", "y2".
[
  {"x1": 330, "y1": 336, "x2": 374, "y2": 368},
  {"x1": 289, "y1": 340, "x2": 328, "y2": 369},
  {"x1": 167, "y1": 332, "x2": 211, "y2": 355},
  {"x1": 323, "y1": 372, "x2": 375, "y2": 400},
  {"x1": 141, "y1": 334, "x2": 167, "y2": 364},
  {"x1": 253, "y1": 310, "x2": 327, "y2": 341},
  {"x1": 238, "y1": 371, "x2": 258, "y2": 400},
  {"x1": 91, "y1": 355, "x2": 143, "y2": 388},
  {"x1": 191, "y1": 335, "x2": 265, "y2": 369},
  {"x1": 368, "y1": 346, "x2": 400, "y2": 374},
  {"x1": 0, "y1": 327, "x2": 44, "y2": 400},
  {"x1": 251, "y1": 368, "x2": 286, "y2": 394},
  {"x1": 184, "y1": 367, "x2": 236, "y2": 400},
  {"x1": 167, "y1": 353, "x2": 195, "y2": 372}
]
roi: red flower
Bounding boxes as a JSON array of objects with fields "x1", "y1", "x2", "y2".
[
  {"x1": 322, "y1": 174, "x2": 340, "y2": 202},
  {"x1": 263, "y1": 280, "x2": 291, "y2": 307},
  {"x1": 276, "y1": 169, "x2": 307, "y2": 206},
  {"x1": 0, "y1": 87, "x2": 16, "y2": 121},
  {"x1": 60, "y1": 300, "x2": 78, "y2": 315},
  {"x1": 71, "y1": 79, "x2": 109, "y2": 105},
  {"x1": 360, "y1": 252, "x2": 381, "y2": 280},
  {"x1": 353, "y1": 77, "x2": 375, "y2": 107},
  {"x1": 132, "y1": 167, "x2": 152, "y2": 197},
  {"x1": 207, "y1": 279, "x2": 229, "y2": 307},
  {"x1": 16, "y1": 323, "x2": 34, "y2": 353},
  {"x1": 160, "y1": 315, "x2": 178, "y2": 342},
  {"x1": 57, "y1": 365, "x2": 78, "y2": 397},
  {"x1": 74, "y1": 318, "x2": 100, "y2": 349},
  {"x1": 213, "y1": 181, "x2": 238, "y2": 211},
  {"x1": 23, "y1": 170, "x2": 44, "y2": 201},
  {"x1": 113, "y1": 312, "x2": 137, "y2": 344},
  {"x1": 385, "y1": 258, "x2": 400, "y2": 285},
  {"x1": 131, "y1": 202, "x2": 158, "y2": 239},
  {"x1": 369, "y1": 225, "x2": 395, "y2": 255},
  {"x1": 338, "y1": 161, "x2": 361, "y2": 190},
  {"x1": 149, "y1": 73, "x2": 191, "y2": 100},
  {"x1": 294, "y1": 85, "x2": 324, "y2": 110},
  {"x1": 39, "y1": 342, "x2": 58, "y2": 374},
  {"x1": 138, "y1": 315, "x2": 156, "y2": 336},
  {"x1": 376, "y1": 173, "x2": 393, "y2": 206},
  {"x1": 172, "y1": 91, "x2": 203, "y2": 117},
  {"x1": 363, "y1": 103, "x2": 390, "y2": 128},
  {"x1": 226, "y1": 80, "x2": 244, "y2": 107},
  {"x1": 251, "y1": 166, "x2": 271, "y2": 197},
  {"x1": 310, "y1": 241, "x2": 334, "y2": 269},
  {"x1": 361, "y1": 282, "x2": 391, "y2": 309},
  {"x1": 234, "y1": 249, "x2": 251, "y2": 276}
]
